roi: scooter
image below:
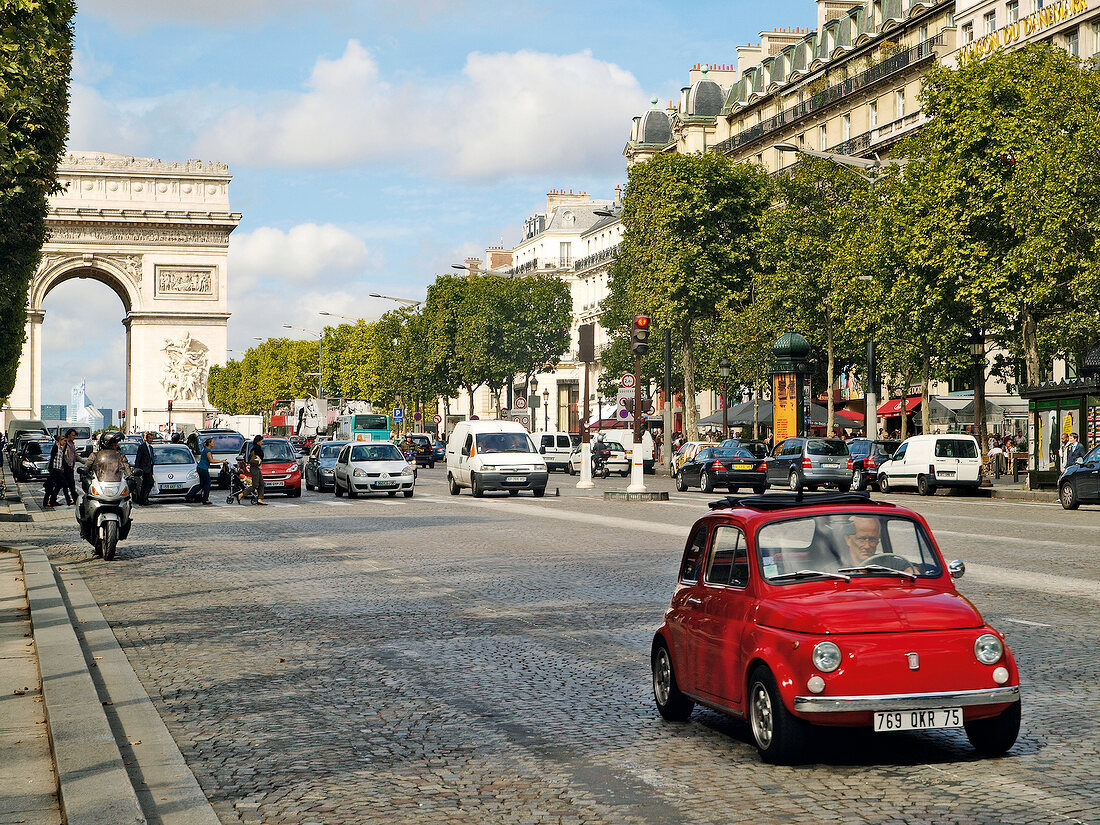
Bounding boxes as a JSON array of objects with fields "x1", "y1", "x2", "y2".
[
  {"x1": 591, "y1": 451, "x2": 611, "y2": 479},
  {"x1": 76, "y1": 457, "x2": 133, "y2": 560}
]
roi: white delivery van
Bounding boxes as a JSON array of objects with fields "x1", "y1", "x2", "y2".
[
  {"x1": 535, "y1": 431, "x2": 579, "y2": 472},
  {"x1": 876, "y1": 434, "x2": 983, "y2": 496},
  {"x1": 446, "y1": 420, "x2": 549, "y2": 497}
]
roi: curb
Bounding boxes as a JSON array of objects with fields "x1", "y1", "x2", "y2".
[
  {"x1": 20, "y1": 547, "x2": 146, "y2": 825},
  {"x1": 1, "y1": 463, "x2": 32, "y2": 521},
  {"x1": 19, "y1": 547, "x2": 221, "y2": 825}
]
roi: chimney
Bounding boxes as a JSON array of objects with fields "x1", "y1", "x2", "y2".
[{"x1": 464, "y1": 257, "x2": 482, "y2": 277}]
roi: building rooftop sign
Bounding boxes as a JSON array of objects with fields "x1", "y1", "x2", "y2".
[{"x1": 958, "y1": 0, "x2": 1089, "y2": 64}]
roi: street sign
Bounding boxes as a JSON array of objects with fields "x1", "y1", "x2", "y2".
[
  {"x1": 470, "y1": 415, "x2": 479, "y2": 421},
  {"x1": 514, "y1": 395, "x2": 527, "y2": 409},
  {"x1": 433, "y1": 414, "x2": 443, "y2": 424},
  {"x1": 617, "y1": 408, "x2": 632, "y2": 421},
  {"x1": 510, "y1": 413, "x2": 531, "y2": 429},
  {"x1": 413, "y1": 411, "x2": 422, "y2": 422},
  {"x1": 621, "y1": 373, "x2": 636, "y2": 388},
  {"x1": 393, "y1": 407, "x2": 404, "y2": 423}
]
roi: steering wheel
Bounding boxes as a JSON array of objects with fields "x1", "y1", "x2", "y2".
[{"x1": 863, "y1": 553, "x2": 914, "y2": 572}]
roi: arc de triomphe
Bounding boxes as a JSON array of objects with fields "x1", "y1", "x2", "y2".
[{"x1": 3, "y1": 151, "x2": 240, "y2": 432}]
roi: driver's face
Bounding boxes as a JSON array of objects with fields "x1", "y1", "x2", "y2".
[{"x1": 845, "y1": 517, "x2": 882, "y2": 564}]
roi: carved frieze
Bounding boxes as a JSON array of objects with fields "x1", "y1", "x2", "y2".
[
  {"x1": 155, "y1": 266, "x2": 215, "y2": 297},
  {"x1": 46, "y1": 224, "x2": 231, "y2": 246},
  {"x1": 161, "y1": 332, "x2": 209, "y2": 402}
]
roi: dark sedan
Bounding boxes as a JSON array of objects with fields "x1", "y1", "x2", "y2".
[
  {"x1": 1059, "y1": 443, "x2": 1100, "y2": 509},
  {"x1": 675, "y1": 446, "x2": 768, "y2": 494},
  {"x1": 399, "y1": 434, "x2": 435, "y2": 468},
  {"x1": 13, "y1": 438, "x2": 53, "y2": 482},
  {"x1": 847, "y1": 438, "x2": 902, "y2": 491},
  {"x1": 303, "y1": 440, "x2": 349, "y2": 492}
]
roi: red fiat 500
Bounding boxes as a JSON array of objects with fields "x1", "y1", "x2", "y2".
[{"x1": 652, "y1": 492, "x2": 1021, "y2": 764}]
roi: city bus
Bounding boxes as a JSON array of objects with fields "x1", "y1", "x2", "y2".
[{"x1": 336, "y1": 413, "x2": 392, "y2": 442}]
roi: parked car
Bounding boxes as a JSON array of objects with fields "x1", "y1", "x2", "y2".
[
  {"x1": 566, "y1": 438, "x2": 630, "y2": 476},
  {"x1": 1057, "y1": 442, "x2": 1100, "y2": 509},
  {"x1": 399, "y1": 433, "x2": 436, "y2": 468},
  {"x1": 432, "y1": 439, "x2": 446, "y2": 462},
  {"x1": 672, "y1": 441, "x2": 718, "y2": 475},
  {"x1": 303, "y1": 440, "x2": 349, "y2": 492},
  {"x1": 876, "y1": 434, "x2": 982, "y2": 496},
  {"x1": 289, "y1": 436, "x2": 308, "y2": 456},
  {"x1": 846, "y1": 438, "x2": 902, "y2": 491},
  {"x1": 187, "y1": 429, "x2": 246, "y2": 489},
  {"x1": 232, "y1": 437, "x2": 302, "y2": 497},
  {"x1": 446, "y1": 420, "x2": 548, "y2": 497},
  {"x1": 651, "y1": 491, "x2": 1021, "y2": 764},
  {"x1": 537, "y1": 432, "x2": 580, "y2": 472},
  {"x1": 12, "y1": 437, "x2": 53, "y2": 482},
  {"x1": 149, "y1": 443, "x2": 200, "y2": 500},
  {"x1": 765, "y1": 437, "x2": 853, "y2": 492},
  {"x1": 716, "y1": 439, "x2": 770, "y2": 458},
  {"x1": 333, "y1": 441, "x2": 415, "y2": 498},
  {"x1": 676, "y1": 446, "x2": 768, "y2": 494}
]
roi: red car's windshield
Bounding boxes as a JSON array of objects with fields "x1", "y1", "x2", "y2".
[{"x1": 756, "y1": 513, "x2": 942, "y2": 582}]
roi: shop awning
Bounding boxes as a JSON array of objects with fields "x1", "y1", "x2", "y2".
[
  {"x1": 877, "y1": 396, "x2": 921, "y2": 416},
  {"x1": 835, "y1": 408, "x2": 865, "y2": 422}
]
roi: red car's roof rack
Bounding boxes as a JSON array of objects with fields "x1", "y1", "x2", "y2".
[{"x1": 708, "y1": 491, "x2": 894, "y2": 511}]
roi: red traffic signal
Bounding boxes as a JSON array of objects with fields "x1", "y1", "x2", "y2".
[
  {"x1": 167, "y1": 399, "x2": 174, "y2": 412},
  {"x1": 631, "y1": 315, "x2": 651, "y2": 357}
]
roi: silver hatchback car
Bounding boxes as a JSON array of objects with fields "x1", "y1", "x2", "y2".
[{"x1": 764, "y1": 437, "x2": 853, "y2": 492}]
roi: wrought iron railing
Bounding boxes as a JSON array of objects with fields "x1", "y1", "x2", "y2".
[
  {"x1": 712, "y1": 33, "x2": 944, "y2": 156},
  {"x1": 574, "y1": 244, "x2": 620, "y2": 273}
]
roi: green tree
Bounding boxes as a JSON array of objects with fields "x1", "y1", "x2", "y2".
[
  {"x1": 901, "y1": 42, "x2": 1100, "y2": 387},
  {"x1": 614, "y1": 152, "x2": 772, "y2": 440},
  {"x1": 504, "y1": 274, "x2": 572, "y2": 391},
  {"x1": 0, "y1": 0, "x2": 75, "y2": 399}
]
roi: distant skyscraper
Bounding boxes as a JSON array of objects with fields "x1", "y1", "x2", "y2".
[
  {"x1": 100, "y1": 408, "x2": 114, "y2": 428},
  {"x1": 41, "y1": 404, "x2": 66, "y2": 421}
]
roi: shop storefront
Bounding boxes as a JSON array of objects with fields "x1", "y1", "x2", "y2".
[{"x1": 1020, "y1": 377, "x2": 1100, "y2": 489}]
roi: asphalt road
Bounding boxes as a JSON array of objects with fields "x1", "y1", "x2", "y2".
[{"x1": 22, "y1": 469, "x2": 1100, "y2": 825}]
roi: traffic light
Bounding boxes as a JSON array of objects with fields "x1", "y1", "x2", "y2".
[
  {"x1": 631, "y1": 315, "x2": 651, "y2": 357},
  {"x1": 167, "y1": 399, "x2": 173, "y2": 412}
]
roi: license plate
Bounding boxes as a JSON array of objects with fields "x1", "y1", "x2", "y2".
[
  {"x1": 267, "y1": 481, "x2": 284, "y2": 488},
  {"x1": 160, "y1": 483, "x2": 186, "y2": 490},
  {"x1": 821, "y1": 462, "x2": 838, "y2": 468},
  {"x1": 374, "y1": 481, "x2": 398, "y2": 488},
  {"x1": 505, "y1": 476, "x2": 526, "y2": 483},
  {"x1": 734, "y1": 463, "x2": 753, "y2": 470},
  {"x1": 939, "y1": 470, "x2": 956, "y2": 477},
  {"x1": 874, "y1": 707, "x2": 963, "y2": 732}
]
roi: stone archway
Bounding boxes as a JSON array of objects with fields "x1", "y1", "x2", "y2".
[{"x1": 3, "y1": 151, "x2": 241, "y2": 432}]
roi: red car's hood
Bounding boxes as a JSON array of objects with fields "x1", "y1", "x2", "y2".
[
  {"x1": 262, "y1": 461, "x2": 299, "y2": 473},
  {"x1": 756, "y1": 586, "x2": 983, "y2": 634}
]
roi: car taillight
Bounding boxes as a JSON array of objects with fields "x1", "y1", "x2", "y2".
[
  {"x1": 846, "y1": 458, "x2": 853, "y2": 470},
  {"x1": 929, "y1": 464, "x2": 936, "y2": 476},
  {"x1": 866, "y1": 456, "x2": 877, "y2": 468},
  {"x1": 712, "y1": 460, "x2": 726, "y2": 471},
  {"x1": 757, "y1": 462, "x2": 766, "y2": 471},
  {"x1": 802, "y1": 457, "x2": 812, "y2": 469}
]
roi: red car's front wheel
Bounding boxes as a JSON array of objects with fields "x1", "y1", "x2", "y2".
[{"x1": 748, "y1": 666, "x2": 810, "y2": 764}]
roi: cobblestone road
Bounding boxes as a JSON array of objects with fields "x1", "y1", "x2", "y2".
[{"x1": 11, "y1": 471, "x2": 1100, "y2": 825}]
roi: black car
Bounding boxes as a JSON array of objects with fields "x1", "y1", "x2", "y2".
[
  {"x1": 12, "y1": 437, "x2": 53, "y2": 482},
  {"x1": 399, "y1": 434, "x2": 435, "y2": 468},
  {"x1": 716, "y1": 439, "x2": 770, "y2": 459},
  {"x1": 846, "y1": 438, "x2": 902, "y2": 491},
  {"x1": 1058, "y1": 443, "x2": 1100, "y2": 509},
  {"x1": 303, "y1": 440, "x2": 348, "y2": 492},
  {"x1": 675, "y1": 446, "x2": 768, "y2": 494},
  {"x1": 186, "y1": 429, "x2": 247, "y2": 488}
]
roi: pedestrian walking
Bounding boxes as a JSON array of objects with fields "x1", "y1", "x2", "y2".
[
  {"x1": 187, "y1": 437, "x2": 215, "y2": 504},
  {"x1": 237, "y1": 434, "x2": 266, "y2": 505},
  {"x1": 42, "y1": 434, "x2": 67, "y2": 507},
  {"x1": 134, "y1": 431, "x2": 155, "y2": 504},
  {"x1": 62, "y1": 429, "x2": 80, "y2": 505},
  {"x1": 1066, "y1": 432, "x2": 1087, "y2": 466}
]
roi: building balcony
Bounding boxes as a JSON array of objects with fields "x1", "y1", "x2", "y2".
[{"x1": 573, "y1": 243, "x2": 620, "y2": 274}]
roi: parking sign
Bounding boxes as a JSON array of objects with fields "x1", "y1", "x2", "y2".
[{"x1": 393, "y1": 408, "x2": 404, "y2": 423}]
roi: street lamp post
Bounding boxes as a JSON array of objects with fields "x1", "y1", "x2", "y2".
[
  {"x1": 369, "y1": 292, "x2": 424, "y2": 307},
  {"x1": 719, "y1": 357, "x2": 731, "y2": 441},
  {"x1": 319, "y1": 311, "x2": 378, "y2": 323},
  {"x1": 971, "y1": 329, "x2": 986, "y2": 459},
  {"x1": 529, "y1": 377, "x2": 538, "y2": 430},
  {"x1": 542, "y1": 389, "x2": 549, "y2": 432}
]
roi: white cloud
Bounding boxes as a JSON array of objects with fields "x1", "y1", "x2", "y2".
[
  {"x1": 229, "y1": 223, "x2": 374, "y2": 292},
  {"x1": 194, "y1": 41, "x2": 645, "y2": 180}
]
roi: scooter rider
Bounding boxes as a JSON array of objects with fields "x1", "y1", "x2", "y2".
[
  {"x1": 81, "y1": 432, "x2": 131, "y2": 491},
  {"x1": 591, "y1": 433, "x2": 611, "y2": 475}
]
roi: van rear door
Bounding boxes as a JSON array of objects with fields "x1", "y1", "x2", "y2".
[{"x1": 935, "y1": 437, "x2": 980, "y2": 483}]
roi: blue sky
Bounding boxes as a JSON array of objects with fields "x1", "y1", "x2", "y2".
[{"x1": 44, "y1": 0, "x2": 817, "y2": 414}]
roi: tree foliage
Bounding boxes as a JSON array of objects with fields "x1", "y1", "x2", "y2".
[{"x1": 0, "y1": 0, "x2": 75, "y2": 399}]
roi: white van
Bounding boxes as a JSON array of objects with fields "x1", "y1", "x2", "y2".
[
  {"x1": 446, "y1": 420, "x2": 549, "y2": 497},
  {"x1": 535, "y1": 431, "x2": 579, "y2": 472},
  {"x1": 876, "y1": 434, "x2": 983, "y2": 496}
]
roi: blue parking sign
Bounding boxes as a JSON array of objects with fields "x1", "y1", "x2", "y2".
[{"x1": 393, "y1": 407, "x2": 404, "y2": 423}]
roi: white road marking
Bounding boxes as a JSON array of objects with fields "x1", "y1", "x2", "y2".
[
  {"x1": 1002, "y1": 618, "x2": 1053, "y2": 627},
  {"x1": 321, "y1": 501, "x2": 352, "y2": 507}
]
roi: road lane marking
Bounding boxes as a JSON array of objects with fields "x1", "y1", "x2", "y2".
[
  {"x1": 965, "y1": 562, "x2": 1100, "y2": 603},
  {"x1": 1003, "y1": 618, "x2": 1053, "y2": 627}
]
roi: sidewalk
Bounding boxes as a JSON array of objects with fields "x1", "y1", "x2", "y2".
[
  {"x1": 0, "y1": 462, "x2": 32, "y2": 522},
  {"x1": 0, "y1": 544, "x2": 220, "y2": 825}
]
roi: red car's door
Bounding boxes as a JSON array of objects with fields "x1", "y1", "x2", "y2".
[
  {"x1": 693, "y1": 524, "x2": 753, "y2": 706},
  {"x1": 665, "y1": 524, "x2": 710, "y2": 696}
]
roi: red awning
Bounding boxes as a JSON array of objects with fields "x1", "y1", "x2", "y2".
[
  {"x1": 835, "y1": 408, "x2": 865, "y2": 422},
  {"x1": 877, "y1": 396, "x2": 921, "y2": 416}
]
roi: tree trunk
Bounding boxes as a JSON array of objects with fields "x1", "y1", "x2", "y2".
[
  {"x1": 920, "y1": 353, "x2": 931, "y2": 434},
  {"x1": 1021, "y1": 308, "x2": 1041, "y2": 387},
  {"x1": 681, "y1": 320, "x2": 699, "y2": 442},
  {"x1": 899, "y1": 374, "x2": 912, "y2": 440},
  {"x1": 753, "y1": 381, "x2": 762, "y2": 440}
]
